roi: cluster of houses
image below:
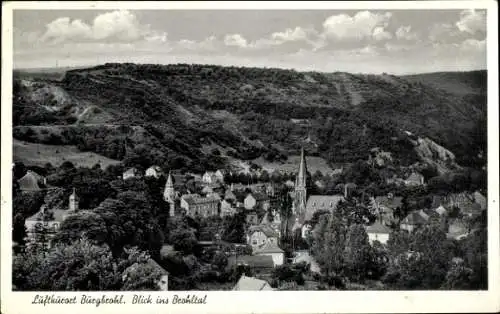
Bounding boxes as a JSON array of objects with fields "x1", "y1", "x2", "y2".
[
  {"x1": 368, "y1": 190, "x2": 486, "y2": 244},
  {"x1": 15, "y1": 146, "x2": 487, "y2": 291}
]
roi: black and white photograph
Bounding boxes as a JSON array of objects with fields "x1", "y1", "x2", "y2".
[{"x1": 1, "y1": 1, "x2": 499, "y2": 311}]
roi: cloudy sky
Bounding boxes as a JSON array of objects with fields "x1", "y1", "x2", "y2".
[{"x1": 13, "y1": 9, "x2": 487, "y2": 74}]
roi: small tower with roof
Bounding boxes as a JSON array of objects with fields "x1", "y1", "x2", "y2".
[{"x1": 69, "y1": 188, "x2": 79, "y2": 212}]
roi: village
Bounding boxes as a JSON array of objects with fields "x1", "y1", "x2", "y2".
[{"x1": 14, "y1": 146, "x2": 487, "y2": 291}]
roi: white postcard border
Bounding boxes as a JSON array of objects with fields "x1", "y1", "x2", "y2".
[{"x1": 1, "y1": 1, "x2": 499, "y2": 314}]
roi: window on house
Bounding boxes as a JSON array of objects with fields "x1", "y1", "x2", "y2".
[{"x1": 252, "y1": 240, "x2": 257, "y2": 245}]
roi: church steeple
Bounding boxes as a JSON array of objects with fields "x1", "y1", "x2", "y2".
[
  {"x1": 164, "y1": 172, "x2": 176, "y2": 217},
  {"x1": 296, "y1": 147, "x2": 307, "y2": 189},
  {"x1": 293, "y1": 147, "x2": 308, "y2": 221}
]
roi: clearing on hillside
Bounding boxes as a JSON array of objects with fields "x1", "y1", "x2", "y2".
[{"x1": 13, "y1": 139, "x2": 120, "y2": 169}]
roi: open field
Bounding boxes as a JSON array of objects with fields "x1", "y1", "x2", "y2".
[{"x1": 13, "y1": 139, "x2": 120, "y2": 169}]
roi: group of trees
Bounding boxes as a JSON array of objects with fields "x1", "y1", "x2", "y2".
[
  {"x1": 307, "y1": 200, "x2": 487, "y2": 290},
  {"x1": 309, "y1": 210, "x2": 385, "y2": 287},
  {"x1": 13, "y1": 238, "x2": 164, "y2": 291}
]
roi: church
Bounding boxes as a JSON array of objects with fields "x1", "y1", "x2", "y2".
[{"x1": 290, "y1": 148, "x2": 344, "y2": 238}]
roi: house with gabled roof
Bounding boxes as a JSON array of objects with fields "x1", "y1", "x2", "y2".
[
  {"x1": 227, "y1": 255, "x2": 275, "y2": 273},
  {"x1": 365, "y1": 220, "x2": 391, "y2": 244},
  {"x1": 371, "y1": 193, "x2": 403, "y2": 225},
  {"x1": 25, "y1": 188, "x2": 81, "y2": 248},
  {"x1": 447, "y1": 219, "x2": 470, "y2": 240},
  {"x1": 304, "y1": 195, "x2": 344, "y2": 222},
  {"x1": 404, "y1": 172, "x2": 425, "y2": 186},
  {"x1": 122, "y1": 258, "x2": 169, "y2": 291},
  {"x1": 18, "y1": 170, "x2": 46, "y2": 191},
  {"x1": 247, "y1": 225, "x2": 279, "y2": 251},
  {"x1": 473, "y1": 191, "x2": 487, "y2": 210},
  {"x1": 145, "y1": 165, "x2": 163, "y2": 178},
  {"x1": 253, "y1": 241, "x2": 285, "y2": 267},
  {"x1": 123, "y1": 167, "x2": 141, "y2": 180},
  {"x1": 180, "y1": 194, "x2": 219, "y2": 218},
  {"x1": 434, "y1": 205, "x2": 449, "y2": 217},
  {"x1": 232, "y1": 275, "x2": 273, "y2": 291},
  {"x1": 400, "y1": 211, "x2": 429, "y2": 233}
]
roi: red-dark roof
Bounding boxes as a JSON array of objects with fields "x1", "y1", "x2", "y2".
[
  {"x1": 401, "y1": 211, "x2": 428, "y2": 225},
  {"x1": 227, "y1": 255, "x2": 274, "y2": 269},
  {"x1": 366, "y1": 221, "x2": 391, "y2": 234}
]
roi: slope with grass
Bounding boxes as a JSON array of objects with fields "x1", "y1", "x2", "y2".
[{"x1": 12, "y1": 63, "x2": 487, "y2": 172}]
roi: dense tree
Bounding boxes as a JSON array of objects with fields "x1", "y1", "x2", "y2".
[
  {"x1": 220, "y1": 212, "x2": 246, "y2": 244},
  {"x1": 13, "y1": 239, "x2": 121, "y2": 290},
  {"x1": 343, "y1": 224, "x2": 373, "y2": 281},
  {"x1": 314, "y1": 214, "x2": 347, "y2": 277}
]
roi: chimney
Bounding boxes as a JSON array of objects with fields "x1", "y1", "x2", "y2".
[{"x1": 344, "y1": 184, "x2": 348, "y2": 199}]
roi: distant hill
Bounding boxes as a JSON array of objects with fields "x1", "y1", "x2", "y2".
[
  {"x1": 12, "y1": 63, "x2": 487, "y2": 172},
  {"x1": 403, "y1": 70, "x2": 486, "y2": 96}
]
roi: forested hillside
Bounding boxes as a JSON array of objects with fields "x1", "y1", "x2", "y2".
[{"x1": 12, "y1": 63, "x2": 487, "y2": 172}]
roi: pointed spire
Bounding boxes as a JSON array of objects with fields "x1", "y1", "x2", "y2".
[
  {"x1": 297, "y1": 147, "x2": 307, "y2": 188},
  {"x1": 166, "y1": 171, "x2": 173, "y2": 187}
]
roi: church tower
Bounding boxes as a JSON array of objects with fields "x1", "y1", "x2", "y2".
[
  {"x1": 69, "y1": 188, "x2": 79, "y2": 211},
  {"x1": 293, "y1": 147, "x2": 308, "y2": 221},
  {"x1": 163, "y1": 172, "x2": 176, "y2": 217}
]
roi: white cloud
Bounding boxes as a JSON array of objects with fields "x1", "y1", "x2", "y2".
[
  {"x1": 224, "y1": 34, "x2": 248, "y2": 48},
  {"x1": 372, "y1": 26, "x2": 392, "y2": 41},
  {"x1": 459, "y1": 38, "x2": 486, "y2": 52},
  {"x1": 395, "y1": 26, "x2": 418, "y2": 41},
  {"x1": 271, "y1": 27, "x2": 309, "y2": 42},
  {"x1": 456, "y1": 9, "x2": 486, "y2": 34},
  {"x1": 40, "y1": 10, "x2": 164, "y2": 44},
  {"x1": 428, "y1": 23, "x2": 459, "y2": 42},
  {"x1": 322, "y1": 11, "x2": 392, "y2": 41},
  {"x1": 178, "y1": 35, "x2": 218, "y2": 51}
]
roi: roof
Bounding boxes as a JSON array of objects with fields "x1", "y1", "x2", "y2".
[
  {"x1": 227, "y1": 255, "x2": 274, "y2": 269},
  {"x1": 461, "y1": 202, "x2": 482, "y2": 215},
  {"x1": 431, "y1": 195, "x2": 444, "y2": 209},
  {"x1": 233, "y1": 190, "x2": 247, "y2": 202},
  {"x1": 146, "y1": 165, "x2": 162, "y2": 172},
  {"x1": 254, "y1": 241, "x2": 284, "y2": 254},
  {"x1": 422, "y1": 208, "x2": 440, "y2": 219},
  {"x1": 147, "y1": 259, "x2": 169, "y2": 275},
  {"x1": 406, "y1": 172, "x2": 424, "y2": 183},
  {"x1": 183, "y1": 195, "x2": 219, "y2": 205},
  {"x1": 434, "y1": 205, "x2": 448, "y2": 216},
  {"x1": 225, "y1": 190, "x2": 236, "y2": 200},
  {"x1": 447, "y1": 219, "x2": 469, "y2": 239},
  {"x1": 304, "y1": 195, "x2": 344, "y2": 222},
  {"x1": 375, "y1": 195, "x2": 403, "y2": 209},
  {"x1": 249, "y1": 225, "x2": 278, "y2": 238},
  {"x1": 401, "y1": 211, "x2": 428, "y2": 225},
  {"x1": 232, "y1": 275, "x2": 273, "y2": 291},
  {"x1": 366, "y1": 221, "x2": 391, "y2": 234},
  {"x1": 18, "y1": 172, "x2": 42, "y2": 191},
  {"x1": 26, "y1": 207, "x2": 69, "y2": 223},
  {"x1": 249, "y1": 192, "x2": 269, "y2": 202},
  {"x1": 160, "y1": 244, "x2": 175, "y2": 257},
  {"x1": 123, "y1": 168, "x2": 140, "y2": 175}
]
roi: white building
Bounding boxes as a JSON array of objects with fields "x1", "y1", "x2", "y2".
[
  {"x1": 202, "y1": 171, "x2": 218, "y2": 184},
  {"x1": 253, "y1": 241, "x2": 285, "y2": 267},
  {"x1": 365, "y1": 221, "x2": 391, "y2": 245},
  {"x1": 123, "y1": 168, "x2": 141, "y2": 180},
  {"x1": 145, "y1": 166, "x2": 163, "y2": 178}
]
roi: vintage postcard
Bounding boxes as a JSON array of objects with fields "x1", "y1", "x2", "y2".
[{"x1": 1, "y1": 1, "x2": 499, "y2": 313}]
